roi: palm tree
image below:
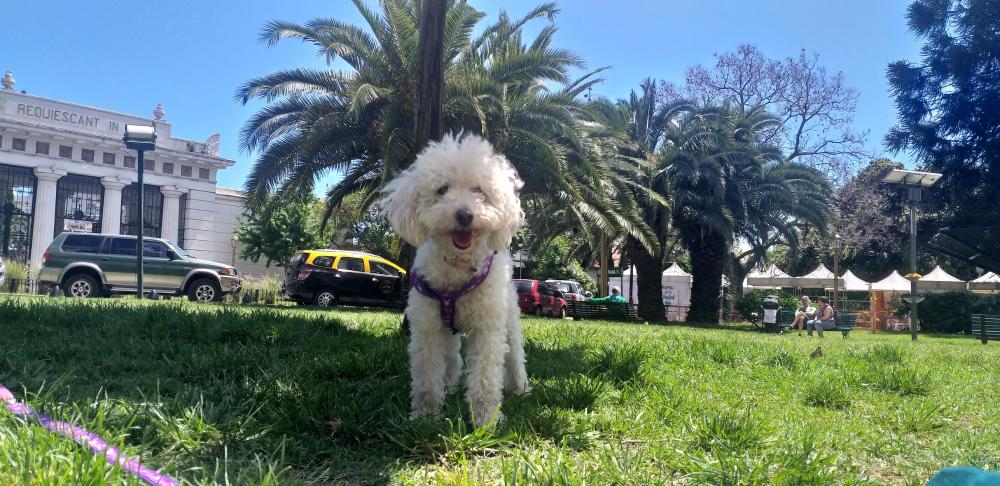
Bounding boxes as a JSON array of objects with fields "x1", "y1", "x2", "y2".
[
  {"x1": 660, "y1": 106, "x2": 831, "y2": 323},
  {"x1": 730, "y1": 161, "x2": 832, "y2": 297},
  {"x1": 236, "y1": 0, "x2": 657, "y2": 257},
  {"x1": 585, "y1": 79, "x2": 691, "y2": 321}
]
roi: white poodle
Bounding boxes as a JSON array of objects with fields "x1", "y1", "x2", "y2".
[{"x1": 381, "y1": 133, "x2": 529, "y2": 427}]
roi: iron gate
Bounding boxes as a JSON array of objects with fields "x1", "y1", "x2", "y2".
[{"x1": 0, "y1": 163, "x2": 36, "y2": 263}]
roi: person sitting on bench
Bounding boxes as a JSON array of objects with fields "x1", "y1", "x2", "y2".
[
  {"x1": 807, "y1": 296, "x2": 836, "y2": 337},
  {"x1": 590, "y1": 286, "x2": 627, "y2": 304},
  {"x1": 791, "y1": 296, "x2": 817, "y2": 335}
]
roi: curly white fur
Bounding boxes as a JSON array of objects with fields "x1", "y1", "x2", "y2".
[{"x1": 381, "y1": 134, "x2": 529, "y2": 427}]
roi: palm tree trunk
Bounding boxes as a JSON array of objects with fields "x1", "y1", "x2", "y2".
[
  {"x1": 402, "y1": 0, "x2": 448, "y2": 336},
  {"x1": 732, "y1": 256, "x2": 752, "y2": 300},
  {"x1": 684, "y1": 227, "x2": 729, "y2": 324},
  {"x1": 626, "y1": 235, "x2": 666, "y2": 323}
]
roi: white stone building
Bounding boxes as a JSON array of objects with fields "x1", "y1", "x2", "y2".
[{"x1": 0, "y1": 71, "x2": 270, "y2": 274}]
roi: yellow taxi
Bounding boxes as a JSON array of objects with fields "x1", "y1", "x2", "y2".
[{"x1": 283, "y1": 249, "x2": 407, "y2": 308}]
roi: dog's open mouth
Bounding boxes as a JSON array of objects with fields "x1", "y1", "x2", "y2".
[{"x1": 451, "y1": 229, "x2": 476, "y2": 250}]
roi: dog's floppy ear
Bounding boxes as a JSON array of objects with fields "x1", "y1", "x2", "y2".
[
  {"x1": 380, "y1": 168, "x2": 427, "y2": 246},
  {"x1": 487, "y1": 153, "x2": 524, "y2": 251}
]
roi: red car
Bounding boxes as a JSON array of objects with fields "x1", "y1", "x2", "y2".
[{"x1": 514, "y1": 279, "x2": 568, "y2": 318}]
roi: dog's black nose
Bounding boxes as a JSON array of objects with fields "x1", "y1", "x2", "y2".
[{"x1": 455, "y1": 209, "x2": 474, "y2": 227}]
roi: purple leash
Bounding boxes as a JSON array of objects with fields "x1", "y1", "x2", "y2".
[
  {"x1": 410, "y1": 253, "x2": 495, "y2": 334},
  {"x1": 0, "y1": 384, "x2": 178, "y2": 486}
]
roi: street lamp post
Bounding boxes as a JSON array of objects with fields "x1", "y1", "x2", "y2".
[
  {"x1": 833, "y1": 233, "x2": 841, "y2": 311},
  {"x1": 123, "y1": 125, "x2": 156, "y2": 299},
  {"x1": 882, "y1": 169, "x2": 942, "y2": 341}
]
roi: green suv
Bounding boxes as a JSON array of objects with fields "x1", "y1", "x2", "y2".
[{"x1": 38, "y1": 233, "x2": 240, "y2": 302}]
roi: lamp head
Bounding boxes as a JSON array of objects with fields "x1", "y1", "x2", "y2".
[
  {"x1": 123, "y1": 124, "x2": 157, "y2": 151},
  {"x1": 881, "y1": 168, "x2": 942, "y2": 187}
]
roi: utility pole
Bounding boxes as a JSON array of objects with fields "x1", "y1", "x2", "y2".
[{"x1": 833, "y1": 234, "x2": 840, "y2": 310}]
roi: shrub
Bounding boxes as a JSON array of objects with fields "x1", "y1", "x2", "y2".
[
  {"x1": 4, "y1": 260, "x2": 30, "y2": 281},
  {"x1": 240, "y1": 274, "x2": 283, "y2": 303}
]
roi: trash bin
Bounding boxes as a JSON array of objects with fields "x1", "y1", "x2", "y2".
[{"x1": 761, "y1": 295, "x2": 781, "y2": 333}]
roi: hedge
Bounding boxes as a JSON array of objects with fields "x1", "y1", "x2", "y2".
[{"x1": 897, "y1": 292, "x2": 1000, "y2": 333}]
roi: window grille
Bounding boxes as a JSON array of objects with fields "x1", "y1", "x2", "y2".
[
  {"x1": 120, "y1": 183, "x2": 163, "y2": 237},
  {"x1": 54, "y1": 174, "x2": 104, "y2": 236},
  {"x1": 177, "y1": 193, "x2": 188, "y2": 248}
]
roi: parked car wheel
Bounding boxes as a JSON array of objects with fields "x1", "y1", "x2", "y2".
[
  {"x1": 559, "y1": 306, "x2": 567, "y2": 319},
  {"x1": 314, "y1": 289, "x2": 337, "y2": 308},
  {"x1": 188, "y1": 278, "x2": 221, "y2": 303},
  {"x1": 63, "y1": 274, "x2": 100, "y2": 298}
]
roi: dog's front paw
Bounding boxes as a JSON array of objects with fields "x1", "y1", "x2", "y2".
[
  {"x1": 411, "y1": 391, "x2": 444, "y2": 420},
  {"x1": 472, "y1": 408, "x2": 504, "y2": 428},
  {"x1": 504, "y1": 377, "x2": 531, "y2": 396}
]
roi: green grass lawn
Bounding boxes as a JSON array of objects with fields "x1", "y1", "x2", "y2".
[{"x1": 1, "y1": 297, "x2": 999, "y2": 485}]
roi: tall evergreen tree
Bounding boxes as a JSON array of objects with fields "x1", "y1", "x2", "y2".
[{"x1": 886, "y1": 0, "x2": 1000, "y2": 227}]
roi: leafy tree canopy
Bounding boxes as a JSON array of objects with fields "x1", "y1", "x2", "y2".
[{"x1": 236, "y1": 194, "x2": 326, "y2": 267}]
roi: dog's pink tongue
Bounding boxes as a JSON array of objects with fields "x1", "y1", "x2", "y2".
[{"x1": 452, "y1": 230, "x2": 474, "y2": 249}]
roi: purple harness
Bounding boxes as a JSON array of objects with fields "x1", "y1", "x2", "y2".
[
  {"x1": 410, "y1": 253, "x2": 495, "y2": 334},
  {"x1": 1, "y1": 384, "x2": 178, "y2": 486}
]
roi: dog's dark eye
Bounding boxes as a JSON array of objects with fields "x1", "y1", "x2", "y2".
[
  {"x1": 472, "y1": 186, "x2": 484, "y2": 194},
  {"x1": 436, "y1": 185, "x2": 449, "y2": 195}
]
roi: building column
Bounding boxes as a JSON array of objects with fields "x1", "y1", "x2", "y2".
[
  {"x1": 100, "y1": 177, "x2": 129, "y2": 234},
  {"x1": 29, "y1": 168, "x2": 66, "y2": 270},
  {"x1": 160, "y1": 186, "x2": 187, "y2": 244}
]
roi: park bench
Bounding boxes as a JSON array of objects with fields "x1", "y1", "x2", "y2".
[
  {"x1": 774, "y1": 309, "x2": 856, "y2": 337},
  {"x1": 970, "y1": 314, "x2": 1000, "y2": 344},
  {"x1": 569, "y1": 301, "x2": 636, "y2": 322}
]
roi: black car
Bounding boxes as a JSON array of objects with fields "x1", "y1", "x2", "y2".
[{"x1": 283, "y1": 249, "x2": 408, "y2": 308}]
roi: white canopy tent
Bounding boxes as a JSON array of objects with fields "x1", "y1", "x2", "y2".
[
  {"x1": 918, "y1": 265, "x2": 967, "y2": 291},
  {"x1": 614, "y1": 263, "x2": 693, "y2": 304},
  {"x1": 745, "y1": 265, "x2": 795, "y2": 289},
  {"x1": 796, "y1": 263, "x2": 845, "y2": 289},
  {"x1": 840, "y1": 270, "x2": 872, "y2": 292},
  {"x1": 661, "y1": 263, "x2": 692, "y2": 320},
  {"x1": 617, "y1": 266, "x2": 639, "y2": 303},
  {"x1": 871, "y1": 270, "x2": 912, "y2": 293},
  {"x1": 970, "y1": 272, "x2": 1000, "y2": 292}
]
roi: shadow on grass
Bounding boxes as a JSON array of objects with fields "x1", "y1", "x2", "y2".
[{"x1": 0, "y1": 297, "x2": 603, "y2": 484}]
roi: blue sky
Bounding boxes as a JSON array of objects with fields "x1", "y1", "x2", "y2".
[{"x1": 2, "y1": 1, "x2": 920, "y2": 191}]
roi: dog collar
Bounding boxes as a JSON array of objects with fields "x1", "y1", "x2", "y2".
[{"x1": 410, "y1": 252, "x2": 495, "y2": 335}]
